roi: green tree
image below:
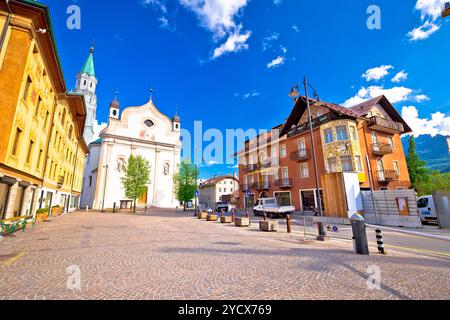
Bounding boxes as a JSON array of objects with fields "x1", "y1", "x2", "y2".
[
  {"x1": 415, "y1": 171, "x2": 450, "y2": 196},
  {"x1": 406, "y1": 135, "x2": 429, "y2": 190},
  {"x1": 173, "y1": 161, "x2": 198, "y2": 210},
  {"x1": 121, "y1": 155, "x2": 150, "y2": 213}
]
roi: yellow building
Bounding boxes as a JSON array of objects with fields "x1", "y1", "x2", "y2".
[{"x1": 0, "y1": 0, "x2": 88, "y2": 219}]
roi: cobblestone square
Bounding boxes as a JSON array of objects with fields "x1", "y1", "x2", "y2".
[{"x1": 0, "y1": 210, "x2": 449, "y2": 300}]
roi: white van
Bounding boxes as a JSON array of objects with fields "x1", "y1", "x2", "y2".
[{"x1": 417, "y1": 195, "x2": 438, "y2": 224}]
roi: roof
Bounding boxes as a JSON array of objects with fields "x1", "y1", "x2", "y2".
[
  {"x1": 199, "y1": 175, "x2": 239, "y2": 188},
  {"x1": 280, "y1": 96, "x2": 361, "y2": 136},
  {"x1": 349, "y1": 95, "x2": 412, "y2": 133},
  {"x1": 80, "y1": 48, "x2": 95, "y2": 76}
]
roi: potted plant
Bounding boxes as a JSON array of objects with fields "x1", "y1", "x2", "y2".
[
  {"x1": 52, "y1": 205, "x2": 62, "y2": 217},
  {"x1": 35, "y1": 208, "x2": 49, "y2": 222}
]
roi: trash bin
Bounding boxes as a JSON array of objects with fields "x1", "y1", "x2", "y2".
[{"x1": 351, "y1": 214, "x2": 369, "y2": 255}]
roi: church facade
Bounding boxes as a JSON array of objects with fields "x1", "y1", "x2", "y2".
[{"x1": 80, "y1": 96, "x2": 182, "y2": 210}]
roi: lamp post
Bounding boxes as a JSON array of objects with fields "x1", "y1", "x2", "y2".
[{"x1": 302, "y1": 77, "x2": 326, "y2": 240}]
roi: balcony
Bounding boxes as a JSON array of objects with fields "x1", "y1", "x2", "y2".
[
  {"x1": 251, "y1": 181, "x2": 271, "y2": 191},
  {"x1": 290, "y1": 149, "x2": 310, "y2": 162},
  {"x1": 368, "y1": 116, "x2": 404, "y2": 134},
  {"x1": 239, "y1": 185, "x2": 250, "y2": 192},
  {"x1": 371, "y1": 143, "x2": 394, "y2": 156},
  {"x1": 274, "y1": 179, "x2": 293, "y2": 188},
  {"x1": 377, "y1": 170, "x2": 399, "y2": 183},
  {"x1": 243, "y1": 164, "x2": 258, "y2": 172}
]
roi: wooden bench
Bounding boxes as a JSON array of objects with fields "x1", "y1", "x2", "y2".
[{"x1": 1, "y1": 215, "x2": 35, "y2": 237}]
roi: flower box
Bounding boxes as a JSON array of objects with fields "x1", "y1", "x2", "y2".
[
  {"x1": 207, "y1": 214, "x2": 219, "y2": 222},
  {"x1": 259, "y1": 220, "x2": 279, "y2": 232},
  {"x1": 220, "y1": 216, "x2": 232, "y2": 224},
  {"x1": 198, "y1": 212, "x2": 208, "y2": 220},
  {"x1": 235, "y1": 217, "x2": 250, "y2": 227}
]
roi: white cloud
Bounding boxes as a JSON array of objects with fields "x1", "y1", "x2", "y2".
[
  {"x1": 179, "y1": 0, "x2": 251, "y2": 58},
  {"x1": 391, "y1": 70, "x2": 408, "y2": 83},
  {"x1": 140, "y1": 0, "x2": 168, "y2": 13},
  {"x1": 212, "y1": 26, "x2": 251, "y2": 58},
  {"x1": 414, "y1": 94, "x2": 431, "y2": 102},
  {"x1": 267, "y1": 55, "x2": 285, "y2": 69},
  {"x1": 262, "y1": 32, "x2": 279, "y2": 51},
  {"x1": 402, "y1": 106, "x2": 450, "y2": 137},
  {"x1": 362, "y1": 65, "x2": 393, "y2": 81},
  {"x1": 342, "y1": 86, "x2": 413, "y2": 107},
  {"x1": 343, "y1": 85, "x2": 432, "y2": 108},
  {"x1": 407, "y1": 0, "x2": 445, "y2": 41},
  {"x1": 407, "y1": 20, "x2": 440, "y2": 41},
  {"x1": 414, "y1": 0, "x2": 447, "y2": 20},
  {"x1": 92, "y1": 120, "x2": 107, "y2": 142},
  {"x1": 243, "y1": 92, "x2": 260, "y2": 99},
  {"x1": 292, "y1": 24, "x2": 300, "y2": 32}
]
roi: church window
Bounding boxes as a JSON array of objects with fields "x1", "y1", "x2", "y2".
[{"x1": 144, "y1": 119, "x2": 154, "y2": 128}]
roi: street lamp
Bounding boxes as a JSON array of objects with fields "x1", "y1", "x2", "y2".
[{"x1": 291, "y1": 77, "x2": 326, "y2": 240}]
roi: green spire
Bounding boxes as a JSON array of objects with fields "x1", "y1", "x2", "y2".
[{"x1": 80, "y1": 47, "x2": 95, "y2": 77}]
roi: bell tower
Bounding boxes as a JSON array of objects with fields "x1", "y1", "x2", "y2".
[
  {"x1": 109, "y1": 93, "x2": 120, "y2": 121},
  {"x1": 75, "y1": 46, "x2": 98, "y2": 144}
]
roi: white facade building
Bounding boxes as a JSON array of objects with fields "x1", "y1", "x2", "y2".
[
  {"x1": 80, "y1": 96, "x2": 181, "y2": 210},
  {"x1": 199, "y1": 175, "x2": 239, "y2": 210}
]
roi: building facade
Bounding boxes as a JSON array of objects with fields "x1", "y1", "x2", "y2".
[
  {"x1": 237, "y1": 95, "x2": 412, "y2": 214},
  {"x1": 199, "y1": 175, "x2": 239, "y2": 210},
  {"x1": 80, "y1": 96, "x2": 182, "y2": 210},
  {"x1": 0, "y1": 0, "x2": 87, "y2": 219}
]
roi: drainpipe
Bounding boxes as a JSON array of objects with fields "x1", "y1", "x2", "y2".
[{"x1": 0, "y1": 0, "x2": 12, "y2": 60}]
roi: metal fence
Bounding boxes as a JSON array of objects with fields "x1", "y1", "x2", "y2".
[{"x1": 294, "y1": 216, "x2": 353, "y2": 241}]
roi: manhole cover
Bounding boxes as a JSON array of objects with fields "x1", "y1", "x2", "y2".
[{"x1": 0, "y1": 253, "x2": 17, "y2": 262}]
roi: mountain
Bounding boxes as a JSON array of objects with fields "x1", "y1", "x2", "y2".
[{"x1": 402, "y1": 135, "x2": 450, "y2": 173}]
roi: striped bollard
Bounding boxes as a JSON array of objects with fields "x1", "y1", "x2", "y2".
[{"x1": 376, "y1": 229, "x2": 387, "y2": 255}]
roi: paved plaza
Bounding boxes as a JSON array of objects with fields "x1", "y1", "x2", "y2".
[{"x1": 0, "y1": 210, "x2": 449, "y2": 300}]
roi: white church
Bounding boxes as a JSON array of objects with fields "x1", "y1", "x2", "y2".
[{"x1": 78, "y1": 49, "x2": 182, "y2": 210}]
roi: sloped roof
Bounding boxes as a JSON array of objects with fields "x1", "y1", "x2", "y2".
[
  {"x1": 199, "y1": 175, "x2": 238, "y2": 188},
  {"x1": 80, "y1": 48, "x2": 95, "y2": 76},
  {"x1": 280, "y1": 96, "x2": 361, "y2": 136},
  {"x1": 349, "y1": 95, "x2": 412, "y2": 133}
]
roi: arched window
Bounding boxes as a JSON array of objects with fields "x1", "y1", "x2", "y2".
[
  {"x1": 61, "y1": 108, "x2": 66, "y2": 125},
  {"x1": 68, "y1": 126, "x2": 73, "y2": 139}
]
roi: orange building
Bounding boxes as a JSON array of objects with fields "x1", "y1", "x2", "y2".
[
  {"x1": 0, "y1": 0, "x2": 87, "y2": 219},
  {"x1": 236, "y1": 95, "x2": 412, "y2": 214}
]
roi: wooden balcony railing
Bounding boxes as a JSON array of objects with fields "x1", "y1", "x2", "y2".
[
  {"x1": 371, "y1": 143, "x2": 394, "y2": 156},
  {"x1": 368, "y1": 116, "x2": 404, "y2": 134},
  {"x1": 377, "y1": 170, "x2": 400, "y2": 183},
  {"x1": 290, "y1": 149, "x2": 310, "y2": 162},
  {"x1": 274, "y1": 179, "x2": 293, "y2": 188}
]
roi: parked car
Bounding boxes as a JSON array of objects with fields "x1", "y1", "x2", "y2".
[
  {"x1": 253, "y1": 198, "x2": 295, "y2": 218},
  {"x1": 417, "y1": 195, "x2": 438, "y2": 224},
  {"x1": 215, "y1": 202, "x2": 229, "y2": 212}
]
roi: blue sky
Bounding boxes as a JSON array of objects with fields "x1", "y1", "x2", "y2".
[{"x1": 44, "y1": 0, "x2": 450, "y2": 178}]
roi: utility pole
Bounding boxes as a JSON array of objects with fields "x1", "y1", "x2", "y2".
[{"x1": 303, "y1": 77, "x2": 326, "y2": 240}]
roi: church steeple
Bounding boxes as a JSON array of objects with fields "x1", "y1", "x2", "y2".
[
  {"x1": 75, "y1": 46, "x2": 98, "y2": 145},
  {"x1": 109, "y1": 92, "x2": 120, "y2": 121},
  {"x1": 80, "y1": 47, "x2": 95, "y2": 77}
]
